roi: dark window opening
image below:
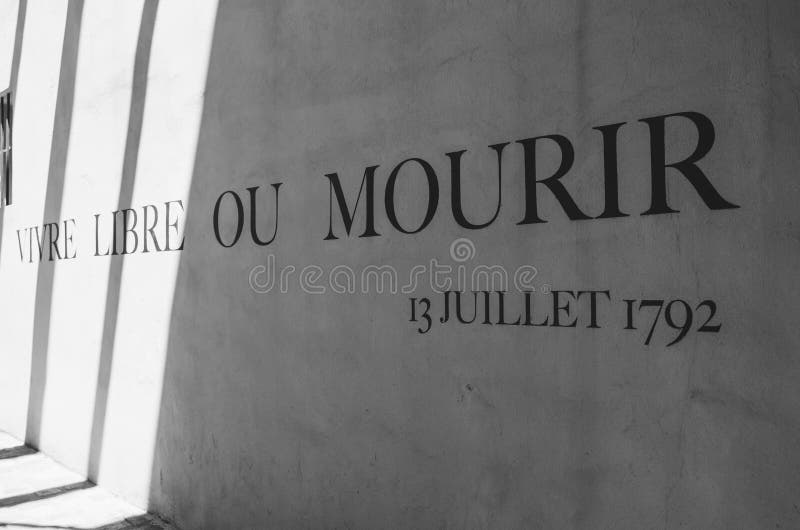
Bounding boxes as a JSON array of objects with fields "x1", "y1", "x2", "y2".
[{"x1": 0, "y1": 89, "x2": 11, "y2": 206}]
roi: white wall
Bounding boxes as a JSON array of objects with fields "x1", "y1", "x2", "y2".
[{"x1": 0, "y1": 0, "x2": 218, "y2": 510}]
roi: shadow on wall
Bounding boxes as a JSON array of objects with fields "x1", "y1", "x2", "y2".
[
  {"x1": 140, "y1": 0, "x2": 535, "y2": 527},
  {"x1": 15, "y1": 0, "x2": 210, "y2": 509},
  {"x1": 13, "y1": 1, "x2": 534, "y2": 524},
  {"x1": 148, "y1": 1, "x2": 327, "y2": 526},
  {"x1": 0, "y1": 0, "x2": 185, "y2": 521},
  {"x1": 13, "y1": 0, "x2": 800, "y2": 528},
  {"x1": 147, "y1": 1, "x2": 500, "y2": 527},
  {"x1": 146, "y1": 1, "x2": 235, "y2": 524},
  {"x1": 25, "y1": 0, "x2": 84, "y2": 449},
  {"x1": 86, "y1": 0, "x2": 160, "y2": 483}
]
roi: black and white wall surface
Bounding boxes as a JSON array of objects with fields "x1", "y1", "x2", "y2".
[{"x1": 0, "y1": 1, "x2": 799, "y2": 528}]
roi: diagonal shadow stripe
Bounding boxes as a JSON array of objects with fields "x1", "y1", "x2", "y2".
[
  {"x1": 87, "y1": 0, "x2": 159, "y2": 482},
  {"x1": 0, "y1": 446, "x2": 35, "y2": 460},
  {"x1": 93, "y1": 514, "x2": 170, "y2": 529},
  {"x1": 0, "y1": 481, "x2": 93, "y2": 508},
  {"x1": 25, "y1": 0, "x2": 84, "y2": 449}
]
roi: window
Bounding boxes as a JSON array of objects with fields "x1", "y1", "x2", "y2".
[{"x1": 0, "y1": 89, "x2": 11, "y2": 206}]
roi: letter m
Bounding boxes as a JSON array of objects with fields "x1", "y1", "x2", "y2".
[
  {"x1": 324, "y1": 165, "x2": 380, "y2": 239},
  {"x1": 472, "y1": 265, "x2": 508, "y2": 292},
  {"x1": 361, "y1": 265, "x2": 398, "y2": 294}
]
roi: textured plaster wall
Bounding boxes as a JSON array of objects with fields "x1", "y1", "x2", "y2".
[{"x1": 1, "y1": 1, "x2": 800, "y2": 529}]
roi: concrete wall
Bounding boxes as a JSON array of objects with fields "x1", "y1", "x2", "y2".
[{"x1": 1, "y1": 1, "x2": 800, "y2": 529}]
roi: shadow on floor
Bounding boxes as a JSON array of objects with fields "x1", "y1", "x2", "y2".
[
  {"x1": 0, "y1": 441, "x2": 174, "y2": 530},
  {"x1": 0, "y1": 514, "x2": 170, "y2": 529},
  {"x1": 0, "y1": 447, "x2": 35, "y2": 461},
  {"x1": 0, "y1": 481, "x2": 93, "y2": 509}
]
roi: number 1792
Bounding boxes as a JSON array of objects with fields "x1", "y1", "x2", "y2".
[{"x1": 624, "y1": 299, "x2": 721, "y2": 346}]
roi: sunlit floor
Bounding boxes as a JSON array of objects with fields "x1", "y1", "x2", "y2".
[{"x1": 0, "y1": 432, "x2": 172, "y2": 530}]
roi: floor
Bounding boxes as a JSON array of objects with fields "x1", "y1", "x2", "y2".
[{"x1": 0, "y1": 432, "x2": 173, "y2": 530}]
